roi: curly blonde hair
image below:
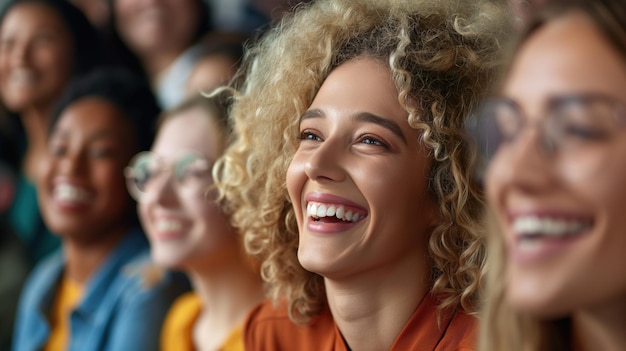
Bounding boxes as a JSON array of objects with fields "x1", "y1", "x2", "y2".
[{"x1": 215, "y1": 0, "x2": 509, "y2": 323}]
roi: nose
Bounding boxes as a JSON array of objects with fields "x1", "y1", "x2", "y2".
[
  {"x1": 56, "y1": 150, "x2": 88, "y2": 177},
  {"x1": 143, "y1": 170, "x2": 178, "y2": 206},
  {"x1": 8, "y1": 41, "x2": 30, "y2": 67},
  {"x1": 486, "y1": 128, "x2": 557, "y2": 195},
  {"x1": 303, "y1": 136, "x2": 346, "y2": 183}
]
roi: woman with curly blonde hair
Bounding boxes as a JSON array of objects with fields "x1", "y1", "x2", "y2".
[
  {"x1": 473, "y1": 0, "x2": 626, "y2": 350},
  {"x1": 215, "y1": 0, "x2": 509, "y2": 349}
]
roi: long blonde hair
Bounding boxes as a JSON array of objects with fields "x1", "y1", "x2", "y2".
[
  {"x1": 216, "y1": 0, "x2": 509, "y2": 323},
  {"x1": 480, "y1": 0, "x2": 626, "y2": 350}
]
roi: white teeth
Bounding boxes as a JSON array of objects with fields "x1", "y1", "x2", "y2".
[
  {"x1": 336, "y1": 205, "x2": 344, "y2": 219},
  {"x1": 306, "y1": 202, "x2": 364, "y2": 223},
  {"x1": 155, "y1": 219, "x2": 182, "y2": 232},
  {"x1": 512, "y1": 216, "x2": 590, "y2": 237},
  {"x1": 10, "y1": 69, "x2": 36, "y2": 85},
  {"x1": 316, "y1": 204, "x2": 327, "y2": 217},
  {"x1": 54, "y1": 184, "x2": 91, "y2": 203},
  {"x1": 345, "y1": 210, "x2": 352, "y2": 221}
]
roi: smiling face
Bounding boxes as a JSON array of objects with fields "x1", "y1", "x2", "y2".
[
  {"x1": 137, "y1": 107, "x2": 237, "y2": 271},
  {"x1": 114, "y1": 0, "x2": 200, "y2": 58},
  {"x1": 0, "y1": 2, "x2": 75, "y2": 113},
  {"x1": 286, "y1": 58, "x2": 438, "y2": 280},
  {"x1": 39, "y1": 97, "x2": 136, "y2": 243},
  {"x1": 485, "y1": 12, "x2": 626, "y2": 317}
]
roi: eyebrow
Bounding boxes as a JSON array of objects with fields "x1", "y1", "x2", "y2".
[{"x1": 300, "y1": 109, "x2": 406, "y2": 143}]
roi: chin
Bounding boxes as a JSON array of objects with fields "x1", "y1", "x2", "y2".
[
  {"x1": 151, "y1": 249, "x2": 188, "y2": 270},
  {"x1": 507, "y1": 291, "x2": 573, "y2": 320}
]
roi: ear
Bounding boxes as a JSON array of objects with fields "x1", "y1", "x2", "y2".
[{"x1": 0, "y1": 174, "x2": 15, "y2": 213}]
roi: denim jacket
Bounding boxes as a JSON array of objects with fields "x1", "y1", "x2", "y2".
[{"x1": 12, "y1": 229, "x2": 187, "y2": 351}]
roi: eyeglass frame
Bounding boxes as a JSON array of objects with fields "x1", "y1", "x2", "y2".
[
  {"x1": 124, "y1": 151, "x2": 215, "y2": 202},
  {"x1": 468, "y1": 93, "x2": 626, "y2": 158}
]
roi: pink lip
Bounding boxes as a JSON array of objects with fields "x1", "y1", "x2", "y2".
[{"x1": 509, "y1": 234, "x2": 587, "y2": 265}]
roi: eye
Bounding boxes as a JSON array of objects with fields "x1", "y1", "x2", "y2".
[
  {"x1": 560, "y1": 124, "x2": 608, "y2": 140},
  {"x1": 89, "y1": 147, "x2": 115, "y2": 159},
  {"x1": 176, "y1": 156, "x2": 211, "y2": 184},
  {"x1": 48, "y1": 142, "x2": 66, "y2": 157},
  {"x1": 357, "y1": 134, "x2": 388, "y2": 148},
  {"x1": 299, "y1": 130, "x2": 322, "y2": 142}
]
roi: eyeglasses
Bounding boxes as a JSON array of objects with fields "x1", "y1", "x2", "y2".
[
  {"x1": 125, "y1": 151, "x2": 214, "y2": 202},
  {"x1": 468, "y1": 94, "x2": 626, "y2": 164}
]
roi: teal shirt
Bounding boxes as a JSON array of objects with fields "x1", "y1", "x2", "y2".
[{"x1": 6, "y1": 175, "x2": 60, "y2": 263}]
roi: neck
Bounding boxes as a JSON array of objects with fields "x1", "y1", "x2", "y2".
[
  {"x1": 62, "y1": 226, "x2": 129, "y2": 284},
  {"x1": 325, "y1": 255, "x2": 430, "y2": 351},
  {"x1": 189, "y1": 249, "x2": 264, "y2": 351},
  {"x1": 572, "y1": 295, "x2": 626, "y2": 351}
]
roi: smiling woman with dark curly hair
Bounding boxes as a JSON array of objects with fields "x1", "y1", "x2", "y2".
[{"x1": 215, "y1": 0, "x2": 510, "y2": 349}]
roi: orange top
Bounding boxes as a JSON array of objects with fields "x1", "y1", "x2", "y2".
[
  {"x1": 43, "y1": 277, "x2": 83, "y2": 351},
  {"x1": 160, "y1": 292, "x2": 244, "y2": 351},
  {"x1": 244, "y1": 293, "x2": 477, "y2": 351}
]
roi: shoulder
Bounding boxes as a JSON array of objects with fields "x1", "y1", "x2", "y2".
[
  {"x1": 436, "y1": 309, "x2": 478, "y2": 351},
  {"x1": 390, "y1": 294, "x2": 478, "y2": 351},
  {"x1": 20, "y1": 250, "x2": 63, "y2": 302},
  {"x1": 163, "y1": 292, "x2": 202, "y2": 331},
  {"x1": 160, "y1": 292, "x2": 201, "y2": 351},
  {"x1": 244, "y1": 299, "x2": 338, "y2": 351},
  {"x1": 119, "y1": 255, "x2": 189, "y2": 303}
]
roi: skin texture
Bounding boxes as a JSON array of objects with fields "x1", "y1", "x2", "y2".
[
  {"x1": 0, "y1": 2, "x2": 74, "y2": 113},
  {"x1": 286, "y1": 57, "x2": 438, "y2": 351},
  {"x1": 485, "y1": 11, "x2": 626, "y2": 350},
  {"x1": 39, "y1": 97, "x2": 135, "y2": 245},
  {"x1": 138, "y1": 107, "x2": 236, "y2": 271},
  {"x1": 114, "y1": 0, "x2": 200, "y2": 73}
]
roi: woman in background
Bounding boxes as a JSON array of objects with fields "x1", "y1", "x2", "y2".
[
  {"x1": 474, "y1": 0, "x2": 626, "y2": 349},
  {"x1": 109, "y1": 0, "x2": 211, "y2": 108},
  {"x1": 126, "y1": 92, "x2": 263, "y2": 351},
  {"x1": 0, "y1": 0, "x2": 104, "y2": 263},
  {"x1": 12, "y1": 68, "x2": 186, "y2": 351}
]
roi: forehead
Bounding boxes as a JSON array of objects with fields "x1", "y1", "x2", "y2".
[
  {"x1": 152, "y1": 108, "x2": 224, "y2": 159},
  {"x1": 311, "y1": 58, "x2": 407, "y2": 122},
  {"x1": 1, "y1": 2, "x2": 67, "y2": 33},
  {"x1": 54, "y1": 97, "x2": 130, "y2": 137},
  {"x1": 504, "y1": 11, "x2": 626, "y2": 112}
]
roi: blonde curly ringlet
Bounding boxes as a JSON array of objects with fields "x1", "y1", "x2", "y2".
[{"x1": 214, "y1": 0, "x2": 509, "y2": 323}]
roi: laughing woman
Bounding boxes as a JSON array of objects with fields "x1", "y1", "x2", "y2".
[
  {"x1": 215, "y1": 0, "x2": 509, "y2": 350},
  {"x1": 12, "y1": 69, "x2": 187, "y2": 351},
  {"x1": 474, "y1": 0, "x2": 626, "y2": 350},
  {"x1": 125, "y1": 93, "x2": 264, "y2": 351}
]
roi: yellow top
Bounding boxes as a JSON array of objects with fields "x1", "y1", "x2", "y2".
[
  {"x1": 43, "y1": 277, "x2": 83, "y2": 351},
  {"x1": 160, "y1": 292, "x2": 244, "y2": 351}
]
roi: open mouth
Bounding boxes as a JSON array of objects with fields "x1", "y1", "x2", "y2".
[
  {"x1": 307, "y1": 201, "x2": 367, "y2": 223},
  {"x1": 512, "y1": 215, "x2": 593, "y2": 243},
  {"x1": 53, "y1": 183, "x2": 92, "y2": 205}
]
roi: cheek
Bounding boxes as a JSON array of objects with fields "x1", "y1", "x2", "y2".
[
  {"x1": 286, "y1": 157, "x2": 305, "y2": 219},
  {"x1": 138, "y1": 201, "x2": 150, "y2": 228},
  {"x1": 95, "y1": 164, "x2": 128, "y2": 198}
]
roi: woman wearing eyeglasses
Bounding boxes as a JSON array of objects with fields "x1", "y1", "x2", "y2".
[
  {"x1": 473, "y1": 0, "x2": 626, "y2": 350},
  {"x1": 13, "y1": 68, "x2": 187, "y2": 351},
  {"x1": 125, "y1": 92, "x2": 264, "y2": 351}
]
